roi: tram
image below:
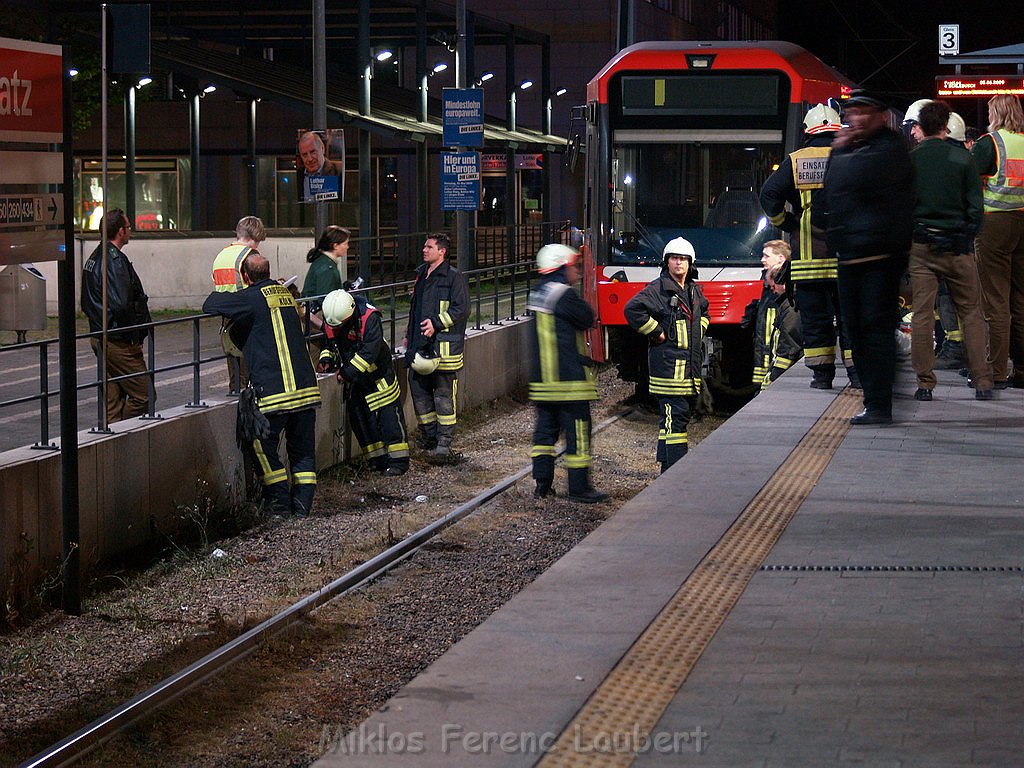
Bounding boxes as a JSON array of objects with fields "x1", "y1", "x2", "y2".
[{"x1": 581, "y1": 41, "x2": 854, "y2": 402}]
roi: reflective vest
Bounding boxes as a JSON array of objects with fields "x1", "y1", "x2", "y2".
[
  {"x1": 983, "y1": 129, "x2": 1024, "y2": 213},
  {"x1": 212, "y1": 243, "x2": 257, "y2": 292},
  {"x1": 789, "y1": 145, "x2": 837, "y2": 281}
]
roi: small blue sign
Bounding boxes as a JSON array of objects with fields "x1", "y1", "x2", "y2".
[
  {"x1": 303, "y1": 173, "x2": 340, "y2": 202},
  {"x1": 441, "y1": 152, "x2": 480, "y2": 211},
  {"x1": 442, "y1": 88, "x2": 484, "y2": 148}
]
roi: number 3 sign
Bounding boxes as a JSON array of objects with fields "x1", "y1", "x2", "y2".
[{"x1": 939, "y1": 24, "x2": 960, "y2": 56}]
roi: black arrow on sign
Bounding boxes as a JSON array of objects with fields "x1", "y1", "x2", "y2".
[{"x1": 48, "y1": 197, "x2": 58, "y2": 222}]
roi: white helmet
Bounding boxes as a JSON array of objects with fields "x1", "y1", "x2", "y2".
[
  {"x1": 536, "y1": 243, "x2": 580, "y2": 274},
  {"x1": 903, "y1": 98, "x2": 931, "y2": 125},
  {"x1": 663, "y1": 237, "x2": 696, "y2": 263},
  {"x1": 803, "y1": 103, "x2": 842, "y2": 134},
  {"x1": 321, "y1": 289, "x2": 355, "y2": 326},
  {"x1": 410, "y1": 351, "x2": 440, "y2": 375},
  {"x1": 947, "y1": 111, "x2": 966, "y2": 143}
]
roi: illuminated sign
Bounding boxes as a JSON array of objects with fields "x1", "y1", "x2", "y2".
[{"x1": 936, "y1": 76, "x2": 1024, "y2": 98}]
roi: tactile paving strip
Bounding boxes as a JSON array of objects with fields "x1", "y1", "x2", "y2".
[{"x1": 536, "y1": 389, "x2": 861, "y2": 767}]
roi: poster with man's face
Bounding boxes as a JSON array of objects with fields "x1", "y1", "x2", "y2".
[{"x1": 296, "y1": 129, "x2": 345, "y2": 202}]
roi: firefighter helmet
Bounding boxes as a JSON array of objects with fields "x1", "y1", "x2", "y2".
[
  {"x1": 410, "y1": 351, "x2": 440, "y2": 375},
  {"x1": 536, "y1": 243, "x2": 580, "y2": 274},
  {"x1": 321, "y1": 289, "x2": 355, "y2": 326},
  {"x1": 903, "y1": 99, "x2": 931, "y2": 125},
  {"x1": 803, "y1": 103, "x2": 842, "y2": 134},
  {"x1": 947, "y1": 111, "x2": 967, "y2": 143},
  {"x1": 219, "y1": 320, "x2": 243, "y2": 358},
  {"x1": 663, "y1": 237, "x2": 696, "y2": 263}
]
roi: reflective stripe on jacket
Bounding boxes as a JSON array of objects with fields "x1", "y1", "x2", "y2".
[
  {"x1": 983, "y1": 129, "x2": 1024, "y2": 213},
  {"x1": 211, "y1": 243, "x2": 255, "y2": 292},
  {"x1": 527, "y1": 273, "x2": 598, "y2": 402}
]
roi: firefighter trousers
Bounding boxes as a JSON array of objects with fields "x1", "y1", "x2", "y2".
[
  {"x1": 657, "y1": 394, "x2": 691, "y2": 472},
  {"x1": 531, "y1": 400, "x2": 593, "y2": 495},
  {"x1": 348, "y1": 381, "x2": 410, "y2": 471},
  {"x1": 410, "y1": 370, "x2": 458, "y2": 448},
  {"x1": 252, "y1": 407, "x2": 317, "y2": 516},
  {"x1": 795, "y1": 281, "x2": 851, "y2": 370}
]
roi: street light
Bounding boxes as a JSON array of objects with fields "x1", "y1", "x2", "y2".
[
  {"x1": 553, "y1": 87, "x2": 568, "y2": 97},
  {"x1": 137, "y1": 76, "x2": 153, "y2": 88},
  {"x1": 375, "y1": 49, "x2": 394, "y2": 63},
  {"x1": 431, "y1": 61, "x2": 449, "y2": 75},
  {"x1": 474, "y1": 71, "x2": 494, "y2": 86},
  {"x1": 203, "y1": 83, "x2": 217, "y2": 94},
  {"x1": 519, "y1": 79, "x2": 533, "y2": 90}
]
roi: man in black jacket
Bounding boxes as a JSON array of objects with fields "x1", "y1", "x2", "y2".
[
  {"x1": 527, "y1": 244, "x2": 607, "y2": 503},
  {"x1": 823, "y1": 90, "x2": 915, "y2": 425},
  {"x1": 81, "y1": 208, "x2": 153, "y2": 423},
  {"x1": 203, "y1": 253, "x2": 322, "y2": 516},
  {"x1": 402, "y1": 233, "x2": 469, "y2": 460}
]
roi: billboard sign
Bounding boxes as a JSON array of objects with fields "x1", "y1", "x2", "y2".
[
  {"x1": 442, "y1": 88, "x2": 484, "y2": 147},
  {"x1": 296, "y1": 128, "x2": 344, "y2": 202},
  {"x1": 0, "y1": 37, "x2": 63, "y2": 143},
  {"x1": 441, "y1": 152, "x2": 480, "y2": 211},
  {"x1": 936, "y1": 76, "x2": 1024, "y2": 98}
]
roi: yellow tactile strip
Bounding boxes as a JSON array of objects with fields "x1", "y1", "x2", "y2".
[{"x1": 537, "y1": 389, "x2": 861, "y2": 767}]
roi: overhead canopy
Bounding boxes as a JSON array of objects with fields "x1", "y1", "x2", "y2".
[{"x1": 940, "y1": 42, "x2": 1024, "y2": 67}]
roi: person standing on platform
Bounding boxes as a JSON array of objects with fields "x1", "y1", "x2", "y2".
[
  {"x1": 317, "y1": 289, "x2": 410, "y2": 476},
  {"x1": 302, "y1": 225, "x2": 350, "y2": 358},
  {"x1": 527, "y1": 244, "x2": 607, "y2": 502},
  {"x1": 203, "y1": 253, "x2": 322, "y2": 516},
  {"x1": 971, "y1": 94, "x2": 1024, "y2": 388},
  {"x1": 760, "y1": 103, "x2": 856, "y2": 390},
  {"x1": 402, "y1": 233, "x2": 469, "y2": 461},
  {"x1": 81, "y1": 208, "x2": 153, "y2": 423},
  {"x1": 822, "y1": 90, "x2": 914, "y2": 425},
  {"x1": 211, "y1": 215, "x2": 266, "y2": 392},
  {"x1": 753, "y1": 240, "x2": 791, "y2": 389},
  {"x1": 624, "y1": 237, "x2": 709, "y2": 472},
  {"x1": 763, "y1": 257, "x2": 803, "y2": 390},
  {"x1": 907, "y1": 100, "x2": 993, "y2": 401}
]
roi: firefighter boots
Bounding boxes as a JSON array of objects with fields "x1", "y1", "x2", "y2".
[
  {"x1": 934, "y1": 340, "x2": 963, "y2": 369},
  {"x1": 809, "y1": 364, "x2": 835, "y2": 390}
]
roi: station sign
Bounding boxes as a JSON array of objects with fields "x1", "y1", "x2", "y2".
[
  {"x1": 0, "y1": 194, "x2": 63, "y2": 228},
  {"x1": 936, "y1": 76, "x2": 1024, "y2": 98},
  {"x1": 442, "y1": 88, "x2": 484, "y2": 147},
  {"x1": 0, "y1": 37, "x2": 63, "y2": 143},
  {"x1": 938, "y1": 24, "x2": 959, "y2": 56},
  {"x1": 440, "y1": 151, "x2": 480, "y2": 211}
]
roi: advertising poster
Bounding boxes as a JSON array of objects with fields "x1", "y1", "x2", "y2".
[
  {"x1": 441, "y1": 152, "x2": 481, "y2": 211},
  {"x1": 296, "y1": 128, "x2": 345, "y2": 202}
]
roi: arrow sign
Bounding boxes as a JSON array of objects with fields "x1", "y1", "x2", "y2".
[{"x1": 0, "y1": 194, "x2": 63, "y2": 228}]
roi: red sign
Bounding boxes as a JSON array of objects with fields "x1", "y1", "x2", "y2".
[
  {"x1": 0, "y1": 37, "x2": 63, "y2": 143},
  {"x1": 936, "y1": 76, "x2": 1024, "y2": 98}
]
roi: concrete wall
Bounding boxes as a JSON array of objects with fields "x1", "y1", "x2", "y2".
[{"x1": 0, "y1": 318, "x2": 534, "y2": 605}]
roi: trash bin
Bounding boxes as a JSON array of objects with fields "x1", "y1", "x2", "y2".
[{"x1": 0, "y1": 264, "x2": 47, "y2": 341}]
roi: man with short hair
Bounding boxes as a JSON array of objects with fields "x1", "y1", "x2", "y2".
[
  {"x1": 81, "y1": 208, "x2": 153, "y2": 423},
  {"x1": 822, "y1": 90, "x2": 915, "y2": 425},
  {"x1": 402, "y1": 232, "x2": 469, "y2": 459},
  {"x1": 211, "y1": 216, "x2": 266, "y2": 391},
  {"x1": 908, "y1": 99, "x2": 993, "y2": 401},
  {"x1": 298, "y1": 131, "x2": 343, "y2": 176},
  {"x1": 203, "y1": 253, "x2": 321, "y2": 516}
]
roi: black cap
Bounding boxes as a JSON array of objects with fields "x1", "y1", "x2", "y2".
[{"x1": 845, "y1": 89, "x2": 888, "y2": 111}]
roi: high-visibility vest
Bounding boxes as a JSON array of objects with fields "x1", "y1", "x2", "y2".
[
  {"x1": 983, "y1": 129, "x2": 1024, "y2": 213},
  {"x1": 789, "y1": 145, "x2": 837, "y2": 281},
  {"x1": 211, "y1": 243, "x2": 257, "y2": 292}
]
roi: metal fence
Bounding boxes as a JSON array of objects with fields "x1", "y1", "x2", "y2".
[{"x1": 0, "y1": 259, "x2": 538, "y2": 453}]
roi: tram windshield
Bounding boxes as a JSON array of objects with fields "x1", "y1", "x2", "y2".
[{"x1": 609, "y1": 141, "x2": 782, "y2": 268}]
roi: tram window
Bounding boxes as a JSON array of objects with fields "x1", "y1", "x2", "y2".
[{"x1": 609, "y1": 141, "x2": 781, "y2": 267}]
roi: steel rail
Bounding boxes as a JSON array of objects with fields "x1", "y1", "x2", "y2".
[{"x1": 20, "y1": 410, "x2": 627, "y2": 768}]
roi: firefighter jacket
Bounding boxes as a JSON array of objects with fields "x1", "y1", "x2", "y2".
[
  {"x1": 318, "y1": 296, "x2": 401, "y2": 412},
  {"x1": 203, "y1": 279, "x2": 321, "y2": 415},
  {"x1": 766, "y1": 290, "x2": 803, "y2": 385},
  {"x1": 211, "y1": 243, "x2": 257, "y2": 293},
  {"x1": 81, "y1": 241, "x2": 152, "y2": 343},
  {"x1": 624, "y1": 272, "x2": 710, "y2": 397},
  {"x1": 752, "y1": 280, "x2": 774, "y2": 384},
  {"x1": 972, "y1": 129, "x2": 1024, "y2": 213},
  {"x1": 822, "y1": 128, "x2": 914, "y2": 261},
  {"x1": 404, "y1": 259, "x2": 470, "y2": 372},
  {"x1": 760, "y1": 132, "x2": 837, "y2": 282},
  {"x1": 526, "y1": 270, "x2": 599, "y2": 402}
]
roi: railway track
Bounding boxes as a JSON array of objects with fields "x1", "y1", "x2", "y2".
[{"x1": 20, "y1": 411, "x2": 631, "y2": 768}]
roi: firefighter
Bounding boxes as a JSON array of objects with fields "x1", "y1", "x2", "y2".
[
  {"x1": 753, "y1": 240, "x2": 791, "y2": 389},
  {"x1": 760, "y1": 103, "x2": 857, "y2": 390},
  {"x1": 527, "y1": 244, "x2": 608, "y2": 503},
  {"x1": 317, "y1": 289, "x2": 410, "y2": 475},
  {"x1": 624, "y1": 237, "x2": 709, "y2": 473},
  {"x1": 764, "y1": 259, "x2": 803, "y2": 389},
  {"x1": 203, "y1": 252, "x2": 321, "y2": 516}
]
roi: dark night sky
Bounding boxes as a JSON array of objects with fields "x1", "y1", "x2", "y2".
[{"x1": 778, "y1": 0, "x2": 1017, "y2": 118}]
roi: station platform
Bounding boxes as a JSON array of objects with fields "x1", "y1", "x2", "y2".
[{"x1": 313, "y1": 360, "x2": 1024, "y2": 767}]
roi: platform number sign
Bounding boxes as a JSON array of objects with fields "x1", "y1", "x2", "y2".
[{"x1": 939, "y1": 24, "x2": 959, "y2": 56}]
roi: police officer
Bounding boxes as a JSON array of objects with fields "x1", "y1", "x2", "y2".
[
  {"x1": 760, "y1": 103, "x2": 855, "y2": 390},
  {"x1": 402, "y1": 233, "x2": 469, "y2": 459},
  {"x1": 624, "y1": 237, "x2": 709, "y2": 473},
  {"x1": 317, "y1": 289, "x2": 410, "y2": 475},
  {"x1": 203, "y1": 252, "x2": 321, "y2": 516},
  {"x1": 527, "y1": 244, "x2": 608, "y2": 503}
]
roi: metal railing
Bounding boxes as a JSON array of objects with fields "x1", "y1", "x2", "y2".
[{"x1": 0, "y1": 259, "x2": 537, "y2": 453}]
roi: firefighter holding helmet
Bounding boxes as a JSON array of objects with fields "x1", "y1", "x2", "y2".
[
  {"x1": 527, "y1": 244, "x2": 608, "y2": 503},
  {"x1": 318, "y1": 289, "x2": 410, "y2": 475},
  {"x1": 760, "y1": 102, "x2": 858, "y2": 390},
  {"x1": 624, "y1": 237, "x2": 709, "y2": 473}
]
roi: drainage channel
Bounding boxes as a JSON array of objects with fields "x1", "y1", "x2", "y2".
[
  {"x1": 21, "y1": 411, "x2": 629, "y2": 768},
  {"x1": 537, "y1": 389, "x2": 861, "y2": 768},
  {"x1": 761, "y1": 564, "x2": 1024, "y2": 572}
]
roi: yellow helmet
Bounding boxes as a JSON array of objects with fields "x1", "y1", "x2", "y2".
[{"x1": 321, "y1": 289, "x2": 355, "y2": 326}]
